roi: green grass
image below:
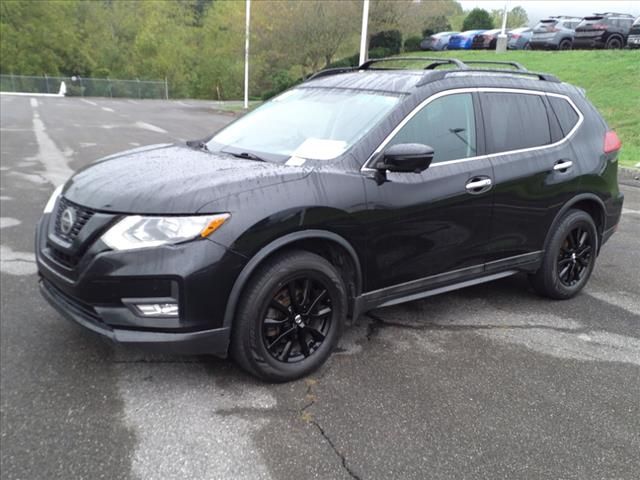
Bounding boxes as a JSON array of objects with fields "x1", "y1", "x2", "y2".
[{"x1": 401, "y1": 50, "x2": 640, "y2": 168}]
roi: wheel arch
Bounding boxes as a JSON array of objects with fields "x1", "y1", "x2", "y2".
[
  {"x1": 606, "y1": 33, "x2": 624, "y2": 46},
  {"x1": 223, "y1": 230, "x2": 363, "y2": 330},
  {"x1": 544, "y1": 194, "x2": 606, "y2": 253}
]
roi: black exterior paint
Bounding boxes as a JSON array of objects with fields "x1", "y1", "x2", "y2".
[{"x1": 36, "y1": 70, "x2": 624, "y2": 356}]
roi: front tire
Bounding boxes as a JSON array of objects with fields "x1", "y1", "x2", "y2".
[
  {"x1": 530, "y1": 209, "x2": 598, "y2": 300},
  {"x1": 231, "y1": 250, "x2": 347, "y2": 382}
]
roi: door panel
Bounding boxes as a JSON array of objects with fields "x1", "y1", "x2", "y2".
[
  {"x1": 480, "y1": 92, "x2": 582, "y2": 261},
  {"x1": 363, "y1": 160, "x2": 494, "y2": 291}
]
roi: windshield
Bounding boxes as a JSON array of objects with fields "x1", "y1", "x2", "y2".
[{"x1": 207, "y1": 88, "x2": 401, "y2": 161}]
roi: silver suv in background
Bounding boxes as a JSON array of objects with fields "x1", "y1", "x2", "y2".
[
  {"x1": 507, "y1": 27, "x2": 533, "y2": 49},
  {"x1": 531, "y1": 16, "x2": 582, "y2": 50}
]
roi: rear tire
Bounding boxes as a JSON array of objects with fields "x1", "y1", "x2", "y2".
[
  {"x1": 231, "y1": 250, "x2": 347, "y2": 382},
  {"x1": 559, "y1": 39, "x2": 572, "y2": 50},
  {"x1": 606, "y1": 36, "x2": 623, "y2": 49},
  {"x1": 523, "y1": 42, "x2": 531, "y2": 50},
  {"x1": 530, "y1": 209, "x2": 598, "y2": 300}
]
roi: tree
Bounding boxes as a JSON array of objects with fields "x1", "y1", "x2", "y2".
[
  {"x1": 491, "y1": 6, "x2": 529, "y2": 29},
  {"x1": 422, "y1": 15, "x2": 452, "y2": 38},
  {"x1": 462, "y1": 8, "x2": 494, "y2": 31},
  {"x1": 286, "y1": 0, "x2": 360, "y2": 71},
  {"x1": 370, "y1": 0, "x2": 461, "y2": 37}
]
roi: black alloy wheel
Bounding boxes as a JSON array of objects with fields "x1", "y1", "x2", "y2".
[
  {"x1": 232, "y1": 250, "x2": 346, "y2": 382},
  {"x1": 557, "y1": 226, "x2": 593, "y2": 287},
  {"x1": 530, "y1": 209, "x2": 598, "y2": 300},
  {"x1": 262, "y1": 276, "x2": 333, "y2": 363}
]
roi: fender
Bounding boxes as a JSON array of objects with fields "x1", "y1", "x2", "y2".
[
  {"x1": 222, "y1": 229, "x2": 363, "y2": 331},
  {"x1": 542, "y1": 193, "x2": 606, "y2": 253}
]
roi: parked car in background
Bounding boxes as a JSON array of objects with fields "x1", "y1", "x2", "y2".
[
  {"x1": 420, "y1": 31, "x2": 459, "y2": 51},
  {"x1": 531, "y1": 16, "x2": 582, "y2": 50},
  {"x1": 627, "y1": 16, "x2": 640, "y2": 48},
  {"x1": 574, "y1": 12, "x2": 635, "y2": 49},
  {"x1": 448, "y1": 30, "x2": 486, "y2": 50},
  {"x1": 508, "y1": 27, "x2": 533, "y2": 49},
  {"x1": 471, "y1": 29, "x2": 505, "y2": 49}
]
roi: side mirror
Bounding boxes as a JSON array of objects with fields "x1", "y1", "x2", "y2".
[{"x1": 375, "y1": 143, "x2": 434, "y2": 173}]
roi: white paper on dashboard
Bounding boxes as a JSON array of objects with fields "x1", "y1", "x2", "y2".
[
  {"x1": 285, "y1": 156, "x2": 306, "y2": 166},
  {"x1": 292, "y1": 138, "x2": 347, "y2": 160}
]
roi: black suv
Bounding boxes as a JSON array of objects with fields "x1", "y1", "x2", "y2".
[
  {"x1": 36, "y1": 58, "x2": 624, "y2": 382},
  {"x1": 574, "y1": 12, "x2": 636, "y2": 49}
]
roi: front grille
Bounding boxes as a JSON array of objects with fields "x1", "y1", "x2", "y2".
[
  {"x1": 54, "y1": 197, "x2": 95, "y2": 242},
  {"x1": 48, "y1": 247, "x2": 79, "y2": 268}
]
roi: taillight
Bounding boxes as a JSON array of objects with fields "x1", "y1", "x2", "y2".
[
  {"x1": 593, "y1": 24, "x2": 607, "y2": 30},
  {"x1": 604, "y1": 131, "x2": 622, "y2": 153},
  {"x1": 512, "y1": 34, "x2": 521, "y2": 39}
]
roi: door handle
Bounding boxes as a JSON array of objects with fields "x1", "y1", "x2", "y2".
[
  {"x1": 465, "y1": 178, "x2": 492, "y2": 193},
  {"x1": 553, "y1": 160, "x2": 573, "y2": 172}
]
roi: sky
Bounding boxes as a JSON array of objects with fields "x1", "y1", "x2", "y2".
[{"x1": 457, "y1": 1, "x2": 640, "y2": 24}]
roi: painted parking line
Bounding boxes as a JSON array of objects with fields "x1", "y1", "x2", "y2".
[
  {"x1": 102, "y1": 107, "x2": 115, "y2": 112},
  {"x1": 622, "y1": 208, "x2": 640, "y2": 216},
  {"x1": 81, "y1": 99, "x2": 98, "y2": 107},
  {"x1": 135, "y1": 121, "x2": 167, "y2": 134},
  {"x1": 30, "y1": 98, "x2": 38, "y2": 108}
]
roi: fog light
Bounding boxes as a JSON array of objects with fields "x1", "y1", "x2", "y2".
[{"x1": 135, "y1": 303, "x2": 179, "y2": 317}]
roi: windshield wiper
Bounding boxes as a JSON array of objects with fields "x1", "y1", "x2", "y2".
[
  {"x1": 224, "y1": 150, "x2": 266, "y2": 162},
  {"x1": 186, "y1": 139, "x2": 209, "y2": 152}
]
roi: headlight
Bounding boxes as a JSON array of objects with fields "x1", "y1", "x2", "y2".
[
  {"x1": 101, "y1": 214, "x2": 230, "y2": 251},
  {"x1": 43, "y1": 185, "x2": 63, "y2": 214}
]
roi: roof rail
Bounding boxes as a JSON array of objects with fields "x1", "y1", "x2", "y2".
[
  {"x1": 417, "y1": 69, "x2": 560, "y2": 87},
  {"x1": 359, "y1": 56, "x2": 468, "y2": 70},
  {"x1": 592, "y1": 12, "x2": 635, "y2": 17},
  {"x1": 305, "y1": 56, "x2": 559, "y2": 86},
  {"x1": 306, "y1": 66, "x2": 357, "y2": 81}
]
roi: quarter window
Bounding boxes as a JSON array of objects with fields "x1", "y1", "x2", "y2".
[
  {"x1": 387, "y1": 93, "x2": 476, "y2": 163},
  {"x1": 480, "y1": 92, "x2": 552, "y2": 153},
  {"x1": 548, "y1": 96, "x2": 579, "y2": 137}
]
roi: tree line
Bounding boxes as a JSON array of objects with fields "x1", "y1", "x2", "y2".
[{"x1": 0, "y1": 1, "x2": 526, "y2": 100}]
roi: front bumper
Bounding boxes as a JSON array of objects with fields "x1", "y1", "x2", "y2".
[
  {"x1": 40, "y1": 278, "x2": 231, "y2": 355},
  {"x1": 36, "y1": 210, "x2": 247, "y2": 356},
  {"x1": 627, "y1": 35, "x2": 640, "y2": 48}
]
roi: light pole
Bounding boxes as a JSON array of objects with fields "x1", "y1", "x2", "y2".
[
  {"x1": 496, "y1": 2, "x2": 509, "y2": 53},
  {"x1": 244, "y1": 0, "x2": 251, "y2": 109},
  {"x1": 358, "y1": 0, "x2": 370, "y2": 66}
]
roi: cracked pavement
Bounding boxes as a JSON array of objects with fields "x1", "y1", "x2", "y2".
[{"x1": 1, "y1": 95, "x2": 639, "y2": 479}]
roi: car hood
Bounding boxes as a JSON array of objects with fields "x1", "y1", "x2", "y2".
[{"x1": 62, "y1": 144, "x2": 310, "y2": 214}]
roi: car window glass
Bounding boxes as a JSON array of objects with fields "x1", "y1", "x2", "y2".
[
  {"x1": 480, "y1": 93, "x2": 552, "y2": 153},
  {"x1": 387, "y1": 93, "x2": 476, "y2": 163},
  {"x1": 208, "y1": 88, "x2": 401, "y2": 161}
]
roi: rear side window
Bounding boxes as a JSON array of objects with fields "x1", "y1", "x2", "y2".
[
  {"x1": 548, "y1": 96, "x2": 579, "y2": 137},
  {"x1": 388, "y1": 93, "x2": 477, "y2": 163},
  {"x1": 480, "y1": 93, "x2": 551, "y2": 153}
]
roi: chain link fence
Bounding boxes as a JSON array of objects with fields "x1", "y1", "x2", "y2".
[{"x1": 0, "y1": 74, "x2": 169, "y2": 99}]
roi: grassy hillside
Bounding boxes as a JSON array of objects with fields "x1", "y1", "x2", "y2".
[{"x1": 402, "y1": 50, "x2": 640, "y2": 168}]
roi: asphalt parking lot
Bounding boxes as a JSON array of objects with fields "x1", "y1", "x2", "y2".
[{"x1": 1, "y1": 95, "x2": 639, "y2": 480}]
